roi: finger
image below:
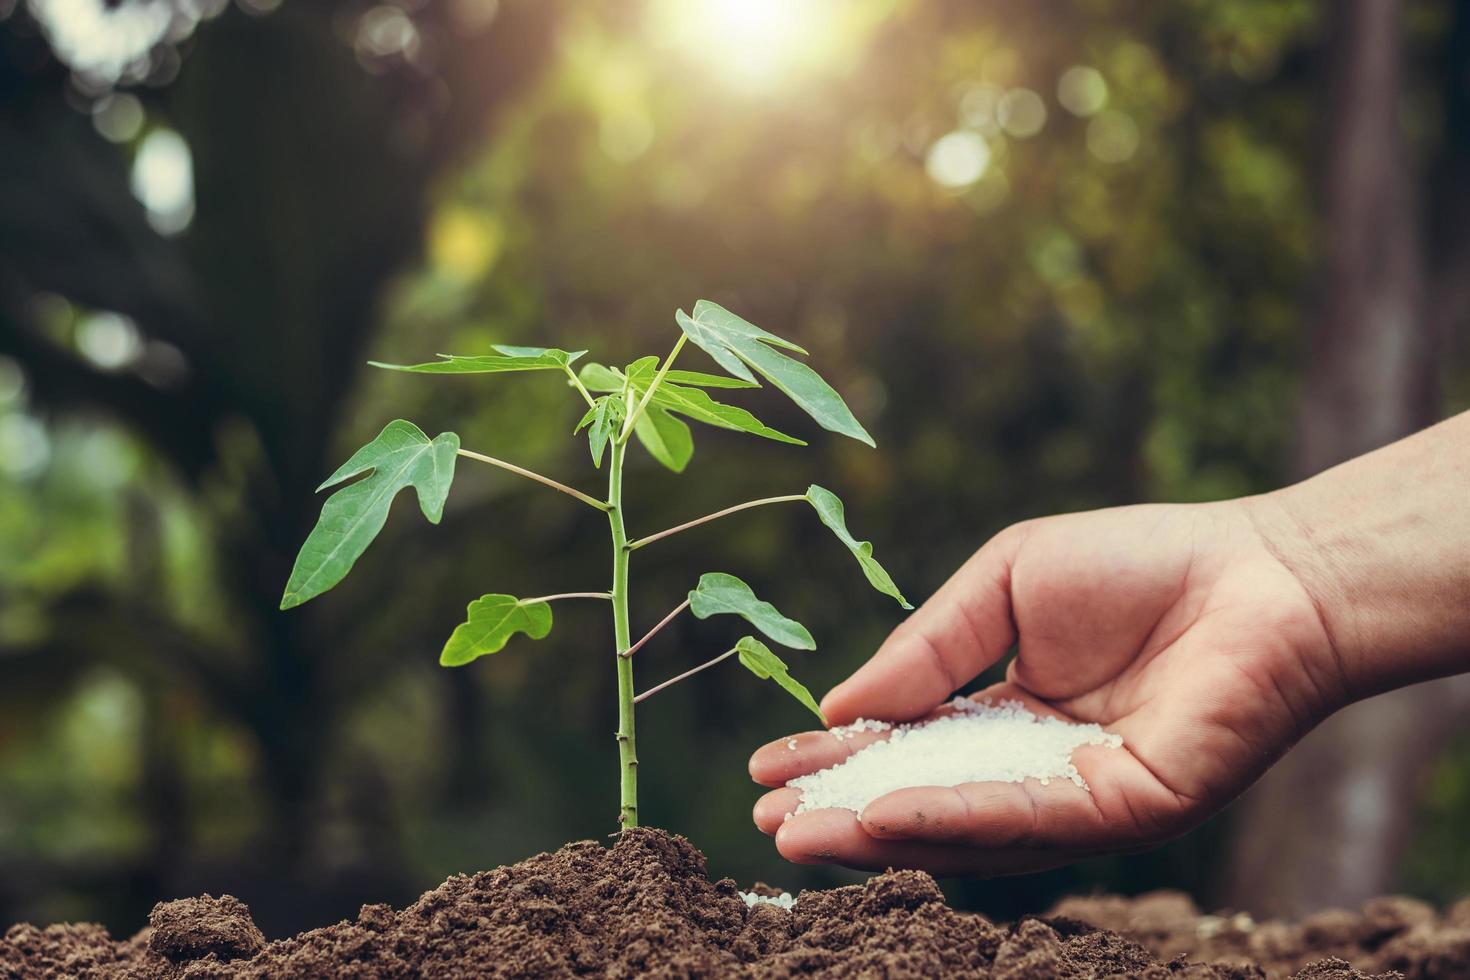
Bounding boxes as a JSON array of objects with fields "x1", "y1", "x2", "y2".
[
  {"x1": 859, "y1": 777, "x2": 1112, "y2": 849},
  {"x1": 773, "y1": 808, "x2": 1088, "y2": 876},
  {"x1": 748, "y1": 727, "x2": 892, "y2": 788},
  {"x1": 753, "y1": 787, "x2": 802, "y2": 835},
  {"x1": 821, "y1": 528, "x2": 1025, "y2": 725}
]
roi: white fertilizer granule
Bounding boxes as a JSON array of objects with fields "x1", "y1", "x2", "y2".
[
  {"x1": 830, "y1": 717, "x2": 891, "y2": 741},
  {"x1": 788, "y1": 698, "x2": 1122, "y2": 815},
  {"x1": 740, "y1": 891, "x2": 795, "y2": 910}
]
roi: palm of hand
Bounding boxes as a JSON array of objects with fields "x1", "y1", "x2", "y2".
[{"x1": 749, "y1": 502, "x2": 1342, "y2": 875}]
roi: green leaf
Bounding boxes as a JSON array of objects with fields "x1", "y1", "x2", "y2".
[
  {"x1": 652, "y1": 382, "x2": 805, "y2": 445},
  {"x1": 663, "y1": 369, "x2": 759, "y2": 389},
  {"x1": 624, "y1": 356, "x2": 804, "y2": 446},
  {"x1": 369, "y1": 346, "x2": 586, "y2": 374},
  {"x1": 689, "y1": 573, "x2": 815, "y2": 650},
  {"x1": 623, "y1": 355, "x2": 660, "y2": 378},
  {"x1": 577, "y1": 362, "x2": 625, "y2": 391},
  {"x1": 633, "y1": 403, "x2": 693, "y2": 472},
  {"x1": 281, "y1": 420, "x2": 458, "y2": 610},
  {"x1": 490, "y1": 344, "x2": 580, "y2": 361},
  {"x1": 575, "y1": 395, "x2": 625, "y2": 468},
  {"x1": 676, "y1": 300, "x2": 874, "y2": 447},
  {"x1": 806, "y1": 485, "x2": 912, "y2": 609},
  {"x1": 440, "y1": 594, "x2": 553, "y2": 667},
  {"x1": 736, "y1": 636, "x2": 826, "y2": 725}
]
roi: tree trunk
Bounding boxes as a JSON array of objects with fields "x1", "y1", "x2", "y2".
[{"x1": 1223, "y1": 0, "x2": 1470, "y2": 917}]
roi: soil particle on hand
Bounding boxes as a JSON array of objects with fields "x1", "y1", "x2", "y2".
[{"x1": 2, "y1": 830, "x2": 1465, "y2": 978}]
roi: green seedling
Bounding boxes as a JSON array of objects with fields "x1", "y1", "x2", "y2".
[{"x1": 281, "y1": 300, "x2": 910, "y2": 828}]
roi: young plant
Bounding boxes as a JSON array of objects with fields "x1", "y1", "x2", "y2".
[{"x1": 280, "y1": 301, "x2": 910, "y2": 828}]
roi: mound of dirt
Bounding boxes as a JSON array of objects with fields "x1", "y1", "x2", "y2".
[
  {"x1": 1055, "y1": 890, "x2": 1470, "y2": 979},
  {"x1": 2, "y1": 828, "x2": 1463, "y2": 978}
]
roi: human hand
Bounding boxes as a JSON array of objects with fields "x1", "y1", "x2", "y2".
[{"x1": 749, "y1": 498, "x2": 1348, "y2": 874}]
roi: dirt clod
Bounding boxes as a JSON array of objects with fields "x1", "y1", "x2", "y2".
[
  {"x1": 1, "y1": 829, "x2": 1464, "y2": 977},
  {"x1": 146, "y1": 896, "x2": 265, "y2": 964}
]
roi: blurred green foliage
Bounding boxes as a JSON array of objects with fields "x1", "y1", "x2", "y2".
[{"x1": 0, "y1": 0, "x2": 1466, "y2": 936}]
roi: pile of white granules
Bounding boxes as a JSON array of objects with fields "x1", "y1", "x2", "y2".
[
  {"x1": 786, "y1": 698, "x2": 1122, "y2": 816},
  {"x1": 740, "y1": 891, "x2": 796, "y2": 910}
]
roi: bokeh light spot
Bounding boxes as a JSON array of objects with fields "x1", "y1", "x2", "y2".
[
  {"x1": 0, "y1": 357, "x2": 26, "y2": 407},
  {"x1": 958, "y1": 83, "x2": 1002, "y2": 133},
  {"x1": 998, "y1": 88, "x2": 1047, "y2": 138},
  {"x1": 430, "y1": 208, "x2": 503, "y2": 283},
  {"x1": 76, "y1": 312, "x2": 143, "y2": 370},
  {"x1": 1087, "y1": 110, "x2": 1141, "y2": 163},
  {"x1": 356, "y1": 5, "x2": 421, "y2": 62},
  {"x1": 130, "y1": 128, "x2": 194, "y2": 234},
  {"x1": 27, "y1": 0, "x2": 173, "y2": 82},
  {"x1": 0, "y1": 413, "x2": 51, "y2": 478},
  {"x1": 1057, "y1": 66, "x2": 1108, "y2": 117},
  {"x1": 91, "y1": 92, "x2": 145, "y2": 143},
  {"x1": 925, "y1": 130, "x2": 991, "y2": 189}
]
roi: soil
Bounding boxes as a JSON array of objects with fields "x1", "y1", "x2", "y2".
[{"x1": 3, "y1": 828, "x2": 1467, "y2": 978}]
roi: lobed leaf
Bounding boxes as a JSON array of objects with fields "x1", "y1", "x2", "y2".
[
  {"x1": 281, "y1": 420, "x2": 458, "y2": 610},
  {"x1": 576, "y1": 395, "x2": 625, "y2": 468},
  {"x1": 806, "y1": 485, "x2": 912, "y2": 609},
  {"x1": 736, "y1": 637, "x2": 826, "y2": 725},
  {"x1": 625, "y1": 357, "x2": 804, "y2": 446},
  {"x1": 634, "y1": 403, "x2": 694, "y2": 472},
  {"x1": 689, "y1": 573, "x2": 815, "y2": 650},
  {"x1": 676, "y1": 301, "x2": 874, "y2": 447},
  {"x1": 650, "y1": 381, "x2": 804, "y2": 445},
  {"x1": 370, "y1": 346, "x2": 586, "y2": 374},
  {"x1": 440, "y1": 594, "x2": 553, "y2": 667}
]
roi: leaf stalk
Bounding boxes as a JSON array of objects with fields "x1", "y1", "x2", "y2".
[
  {"x1": 562, "y1": 363, "x2": 598, "y2": 410},
  {"x1": 621, "y1": 598, "x2": 691, "y2": 659},
  {"x1": 627, "y1": 494, "x2": 807, "y2": 551},
  {"x1": 519, "y1": 592, "x2": 613, "y2": 604},
  {"x1": 619, "y1": 333, "x2": 688, "y2": 443},
  {"x1": 634, "y1": 646, "x2": 739, "y2": 704},
  {"x1": 456, "y1": 448, "x2": 610, "y2": 512}
]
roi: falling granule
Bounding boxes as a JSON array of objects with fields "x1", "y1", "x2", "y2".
[{"x1": 788, "y1": 698, "x2": 1122, "y2": 815}]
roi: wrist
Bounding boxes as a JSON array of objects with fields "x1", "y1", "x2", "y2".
[
  {"x1": 1247, "y1": 414, "x2": 1470, "y2": 700},
  {"x1": 1242, "y1": 486, "x2": 1362, "y2": 704}
]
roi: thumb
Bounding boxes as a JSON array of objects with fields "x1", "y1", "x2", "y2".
[{"x1": 821, "y1": 526, "x2": 1023, "y2": 725}]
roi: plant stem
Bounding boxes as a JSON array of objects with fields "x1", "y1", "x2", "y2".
[
  {"x1": 619, "y1": 333, "x2": 687, "y2": 443},
  {"x1": 634, "y1": 647, "x2": 738, "y2": 704},
  {"x1": 519, "y1": 592, "x2": 612, "y2": 604},
  {"x1": 627, "y1": 494, "x2": 807, "y2": 551},
  {"x1": 562, "y1": 363, "x2": 597, "y2": 410},
  {"x1": 456, "y1": 448, "x2": 610, "y2": 512},
  {"x1": 622, "y1": 598, "x2": 690, "y2": 660},
  {"x1": 607, "y1": 438, "x2": 639, "y2": 828}
]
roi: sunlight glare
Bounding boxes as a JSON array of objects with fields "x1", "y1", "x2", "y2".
[{"x1": 660, "y1": 0, "x2": 832, "y2": 91}]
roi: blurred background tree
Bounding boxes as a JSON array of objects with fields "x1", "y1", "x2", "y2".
[{"x1": 0, "y1": 0, "x2": 1466, "y2": 936}]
